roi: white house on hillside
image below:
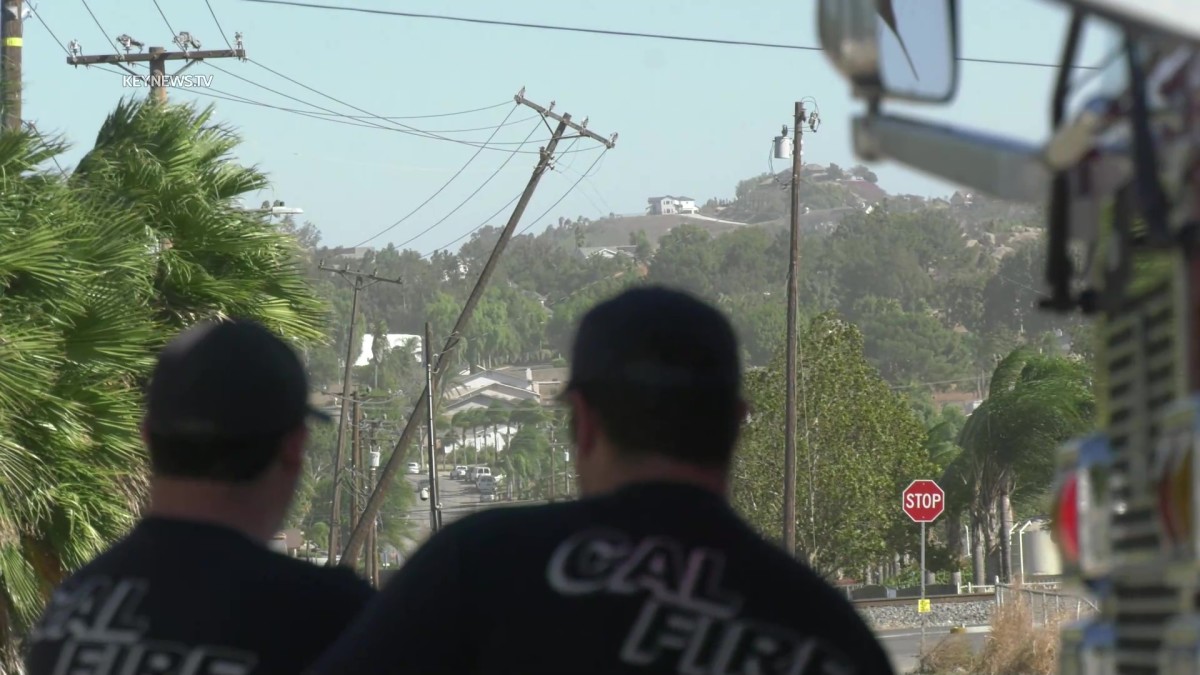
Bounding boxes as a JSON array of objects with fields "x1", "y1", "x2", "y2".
[{"x1": 647, "y1": 196, "x2": 699, "y2": 215}]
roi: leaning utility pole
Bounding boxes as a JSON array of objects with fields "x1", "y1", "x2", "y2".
[
  {"x1": 424, "y1": 321, "x2": 441, "y2": 533},
  {"x1": 1, "y1": 0, "x2": 22, "y2": 130},
  {"x1": 66, "y1": 31, "x2": 245, "y2": 103},
  {"x1": 339, "y1": 90, "x2": 617, "y2": 566},
  {"x1": 777, "y1": 100, "x2": 820, "y2": 557},
  {"x1": 318, "y1": 264, "x2": 401, "y2": 565}
]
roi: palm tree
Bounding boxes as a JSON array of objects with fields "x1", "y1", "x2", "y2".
[
  {"x1": 0, "y1": 99, "x2": 325, "y2": 665},
  {"x1": 483, "y1": 403, "x2": 510, "y2": 467},
  {"x1": 949, "y1": 347, "x2": 1094, "y2": 583}
]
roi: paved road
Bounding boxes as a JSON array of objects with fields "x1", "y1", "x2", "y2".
[
  {"x1": 396, "y1": 467, "x2": 503, "y2": 554},
  {"x1": 876, "y1": 627, "x2": 989, "y2": 674}
]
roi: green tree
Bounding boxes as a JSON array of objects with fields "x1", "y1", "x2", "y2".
[
  {"x1": 946, "y1": 347, "x2": 1094, "y2": 583},
  {"x1": 0, "y1": 99, "x2": 326, "y2": 664},
  {"x1": 732, "y1": 313, "x2": 932, "y2": 579}
]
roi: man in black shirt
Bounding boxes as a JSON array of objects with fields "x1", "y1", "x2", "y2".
[
  {"x1": 310, "y1": 286, "x2": 893, "y2": 674},
  {"x1": 25, "y1": 319, "x2": 375, "y2": 675}
]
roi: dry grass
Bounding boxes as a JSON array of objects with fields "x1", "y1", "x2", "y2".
[
  {"x1": 914, "y1": 595, "x2": 1073, "y2": 675},
  {"x1": 915, "y1": 633, "x2": 975, "y2": 673}
]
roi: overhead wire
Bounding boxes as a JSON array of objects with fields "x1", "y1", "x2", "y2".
[
  {"x1": 78, "y1": 0, "x2": 135, "y2": 63},
  {"x1": 203, "y1": 0, "x2": 236, "y2": 50},
  {"x1": 203, "y1": 61, "x2": 565, "y2": 152},
  {"x1": 351, "y1": 103, "x2": 523, "y2": 248},
  {"x1": 152, "y1": 0, "x2": 177, "y2": 37},
  {"x1": 426, "y1": 141, "x2": 610, "y2": 256},
  {"x1": 369, "y1": 117, "x2": 544, "y2": 250},
  {"x1": 242, "y1": 0, "x2": 1100, "y2": 70},
  {"x1": 235, "y1": 59, "x2": 557, "y2": 152},
  {"x1": 28, "y1": 4, "x2": 71, "y2": 57},
  {"x1": 138, "y1": 0, "x2": 553, "y2": 151},
  {"x1": 423, "y1": 192, "x2": 523, "y2": 258},
  {"x1": 516, "y1": 149, "x2": 610, "y2": 238}
]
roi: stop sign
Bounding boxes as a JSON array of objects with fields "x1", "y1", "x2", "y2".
[{"x1": 902, "y1": 479, "x2": 945, "y2": 523}]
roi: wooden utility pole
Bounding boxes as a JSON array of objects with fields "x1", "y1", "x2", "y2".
[
  {"x1": 338, "y1": 91, "x2": 617, "y2": 566},
  {"x1": 424, "y1": 322, "x2": 441, "y2": 533},
  {"x1": 318, "y1": 264, "x2": 401, "y2": 565},
  {"x1": 366, "y1": 421, "x2": 381, "y2": 587},
  {"x1": 783, "y1": 100, "x2": 810, "y2": 557},
  {"x1": 66, "y1": 31, "x2": 245, "y2": 103},
  {"x1": 1, "y1": 0, "x2": 22, "y2": 130},
  {"x1": 350, "y1": 396, "x2": 363, "y2": 554}
]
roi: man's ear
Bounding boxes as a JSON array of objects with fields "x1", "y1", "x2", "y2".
[
  {"x1": 279, "y1": 426, "x2": 309, "y2": 471},
  {"x1": 566, "y1": 390, "x2": 597, "y2": 460}
]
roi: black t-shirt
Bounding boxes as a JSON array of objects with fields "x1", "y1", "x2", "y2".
[
  {"x1": 24, "y1": 517, "x2": 375, "y2": 675},
  {"x1": 311, "y1": 481, "x2": 894, "y2": 674}
]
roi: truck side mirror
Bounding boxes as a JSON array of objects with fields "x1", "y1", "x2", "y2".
[{"x1": 818, "y1": 0, "x2": 959, "y2": 104}]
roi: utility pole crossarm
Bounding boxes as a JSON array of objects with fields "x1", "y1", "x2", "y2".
[
  {"x1": 317, "y1": 262, "x2": 403, "y2": 287},
  {"x1": 516, "y1": 92, "x2": 616, "y2": 149},
  {"x1": 66, "y1": 48, "x2": 245, "y2": 65}
]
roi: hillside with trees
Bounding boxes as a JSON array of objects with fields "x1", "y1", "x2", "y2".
[{"x1": 292, "y1": 167, "x2": 1086, "y2": 587}]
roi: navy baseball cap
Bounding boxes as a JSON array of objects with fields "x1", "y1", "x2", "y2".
[
  {"x1": 145, "y1": 318, "x2": 329, "y2": 439},
  {"x1": 566, "y1": 286, "x2": 742, "y2": 393}
]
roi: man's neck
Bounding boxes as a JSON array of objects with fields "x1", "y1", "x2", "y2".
[
  {"x1": 147, "y1": 478, "x2": 276, "y2": 544},
  {"x1": 595, "y1": 456, "x2": 729, "y2": 498}
]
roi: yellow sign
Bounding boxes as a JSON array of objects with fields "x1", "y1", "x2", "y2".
[
  {"x1": 918, "y1": 599, "x2": 931, "y2": 613},
  {"x1": 3, "y1": 37, "x2": 21, "y2": 47}
]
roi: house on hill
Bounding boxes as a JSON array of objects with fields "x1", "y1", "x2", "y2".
[
  {"x1": 647, "y1": 196, "x2": 699, "y2": 215},
  {"x1": 841, "y1": 179, "x2": 888, "y2": 208},
  {"x1": 576, "y1": 245, "x2": 638, "y2": 261}
]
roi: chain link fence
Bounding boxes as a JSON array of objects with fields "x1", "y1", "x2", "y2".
[{"x1": 995, "y1": 581, "x2": 1098, "y2": 627}]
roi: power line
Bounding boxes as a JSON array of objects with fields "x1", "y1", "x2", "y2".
[
  {"x1": 152, "y1": 0, "x2": 177, "y2": 37},
  {"x1": 78, "y1": 0, "x2": 130, "y2": 62},
  {"x1": 204, "y1": 0, "x2": 235, "y2": 50},
  {"x1": 243, "y1": 59, "x2": 549, "y2": 151},
  {"x1": 373, "y1": 118, "x2": 543, "y2": 251},
  {"x1": 243, "y1": 0, "x2": 1098, "y2": 70},
  {"x1": 516, "y1": 149, "x2": 609, "y2": 237},
  {"x1": 353, "y1": 104, "x2": 525, "y2": 248},
  {"x1": 27, "y1": 4, "x2": 71, "y2": 56},
  {"x1": 423, "y1": 192, "x2": 523, "y2": 258},
  {"x1": 205, "y1": 61, "x2": 547, "y2": 152}
]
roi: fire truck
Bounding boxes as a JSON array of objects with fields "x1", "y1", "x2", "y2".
[{"x1": 817, "y1": 1, "x2": 1200, "y2": 671}]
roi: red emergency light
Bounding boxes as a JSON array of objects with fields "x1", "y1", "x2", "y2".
[
  {"x1": 1051, "y1": 434, "x2": 1113, "y2": 584},
  {"x1": 1056, "y1": 472, "x2": 1081, "y2": 563},
  {"x1": 1153, "y1": 399, "x2": 1200, "y2": 557}
]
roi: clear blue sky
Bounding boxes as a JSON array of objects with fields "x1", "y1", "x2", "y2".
[{"x1": 27, "y1": 0, "x2": 1109, "y2": 252}]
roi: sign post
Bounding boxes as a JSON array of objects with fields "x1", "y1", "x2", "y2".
[{"x1": 903, "y1": 479, "x2": 946, "y2": 656}]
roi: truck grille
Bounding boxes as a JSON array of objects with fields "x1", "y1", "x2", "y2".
[{"x1": 1104, "y1": 282, "x2": 1179, "y2": 674}]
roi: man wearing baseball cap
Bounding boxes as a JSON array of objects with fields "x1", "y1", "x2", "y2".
[
  {"x1": 309, "y1": 286, "x2": 893, "y2": 674},
  {"x1": 25, "y1": 319, "x2": 375, "y2": 675}
]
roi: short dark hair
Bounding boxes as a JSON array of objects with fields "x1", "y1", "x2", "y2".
[
  {"x1": 566, "y1": 286, "x2": 743, "y2": 466},
  {"x1": 570, "y1": 380, "x2": 742, "y2": 466},
  {"x1": 146, "y1": 430, "x2": 292, "y2": 482}
]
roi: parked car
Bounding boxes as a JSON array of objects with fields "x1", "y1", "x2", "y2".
[
  {"x1": 406, "y1": 462, "x2": 420, "y2": 475},
  {"x1": 451, "y1": 465, "x2": 468, "y2": 480}
]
